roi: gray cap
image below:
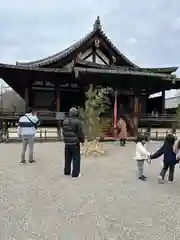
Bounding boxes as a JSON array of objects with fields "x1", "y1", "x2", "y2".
[{"x1": 69, "y1": 107, "x2": 78, "y2": 117}]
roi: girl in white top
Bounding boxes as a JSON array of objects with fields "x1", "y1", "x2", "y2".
[{"x1": 134, "y1": 135, "x2": 150, "y2": 181}]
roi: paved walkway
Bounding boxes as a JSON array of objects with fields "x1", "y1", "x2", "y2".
[{"x1": 0, "y1": 142, "x2": 180, "y2": 239}]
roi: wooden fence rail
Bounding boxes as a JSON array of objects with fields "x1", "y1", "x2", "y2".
[{"x1": 0, "y1": 128, "x2": 178, "y2": 143}]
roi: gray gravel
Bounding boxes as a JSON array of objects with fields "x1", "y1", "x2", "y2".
[{"x1": 0, "y1": 141, "x2": 180, "y2": 239}]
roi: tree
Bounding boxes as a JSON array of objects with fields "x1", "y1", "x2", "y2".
[{"x1": 79, "y1": 85, "x2": 112, "y2": 156}]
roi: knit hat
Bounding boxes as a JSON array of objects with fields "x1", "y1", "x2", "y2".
[{"x1": 69, "y1": 107, "x2": 78, "y2": 117}]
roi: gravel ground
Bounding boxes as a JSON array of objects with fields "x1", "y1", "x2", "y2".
[{"x1": 0, "y1": 141, "x2": 180, "y2": 239}]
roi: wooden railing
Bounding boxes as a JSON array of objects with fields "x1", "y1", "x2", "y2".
[
  {"x1": 140, "y1": 114, "x2": 176, "y2": 121},
  {"x1": 0, "y1": 111, "x2": 177, "y2": 119},
  {"x1": 0, "y1": 111, "x2": 68, "y2": 121},
  {"x1": 0, "y1": 127, "x2": 179, "y2": 143},
  {"x1": 0, "y1": 111, "x2": 178, "y2": 128}
]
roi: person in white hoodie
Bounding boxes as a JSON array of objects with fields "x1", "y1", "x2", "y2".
[
  {"x1": 17, "y1": 107, "x2": 40, "y2": 164},
  {"x1": 135, "y1": 135, "x2": 150, "y2": 181}
]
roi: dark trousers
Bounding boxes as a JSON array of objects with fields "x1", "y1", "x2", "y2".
[
  {"x1": 64, "y1": 144, "x2": 81, "y2": 178},
  {"x1": 120, "y1": 139, "x2": 126, "y2": 146},
  {"x1": 160, "y1": 162, "x2": 175, "y2": 181}
]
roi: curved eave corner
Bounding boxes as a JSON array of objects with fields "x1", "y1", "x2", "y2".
[
  {"x1": 168, "y1": 66, "x2": 178, "y2": 73},
  {"x1": 144, "y1": 66, "x2": 178, "y2": 74}
]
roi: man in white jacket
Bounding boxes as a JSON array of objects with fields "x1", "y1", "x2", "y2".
[
  {"x1": 134, "y1": 135, "x2": 150, "y2": 181},
  {"x1": 17, "y1": 107, "x2": 40, "y2": 164}
]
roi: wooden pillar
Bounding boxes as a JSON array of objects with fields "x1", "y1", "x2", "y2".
[
  {"x1": 113, "y1": 90, "x2": 118, "y2": 139},
  {"x1": 24, "y1": 87, "x2": 29, "y2": 111},
  {"x1": 25, "y1": 79, "x2": 33, "y2": 111},
  {"x1": 56, "y1": 87, "x2": 60, "y2": 112},
  {"x1": 55, "y1": 86, "x2": 61, "y2": 139},
  {"x1": 134, "y1": 96, "x2": 139, "y2": 114},
  {"x1": 140, "y1": 96, "x2": 146, "y2": 115},
  {"x1": 161, "y1": 90, "x2": 165, "y2": 114},
  {"x1": 28, "y1": 82, "x2": 33, "y2": 108},
  {"x1": 133, "y1": 95, "x2": 139, "y2": 137}
]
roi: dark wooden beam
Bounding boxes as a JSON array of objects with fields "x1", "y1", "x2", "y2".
[
  {"x1": 56, "y1": 86, "x2": 60, "y2": 112},
  {"x1": 83, "y1": 52, "x2": 92, "y2": 61},
  {"x1": 24, "y1": 87, "x2": 29, "y2": 111},
  {"x1": 161, "y1": 90, "x2": 165, "y2": 114}
]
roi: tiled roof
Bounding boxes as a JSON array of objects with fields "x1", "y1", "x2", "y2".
[
  {"x1": 75, "y1": 60, "x2": 178, "y2": 74},
  {"x1": 11, "y1": 16, "x2": 179, "y2": 75},
  {"x1": 16, "y1": 16, "x2": 139, "y2": 68},
  {"x1": 0, "y1": 62, "x2": 176, "y2": 81},
  {"x1": 140, "y1": 67, "x2": 178, "y2": 74},
  {"x1": 75, "y1": 66, "x2": 176, "y2": 79},
  {"x1": 0, "y1": 63, "x2": 72, "y2": 73}
]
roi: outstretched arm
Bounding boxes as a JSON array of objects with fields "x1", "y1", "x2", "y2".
[
  {"x1": 150, "y1": 145, "x2": 164, "y2": 159},
  {"x1": 77, "y1": 121, "x2": 85, "y2": 143}
]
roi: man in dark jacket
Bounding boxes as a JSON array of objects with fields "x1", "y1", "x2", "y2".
[{"x1": 63, "y1": 107, "x2": 85, "y2": 178}]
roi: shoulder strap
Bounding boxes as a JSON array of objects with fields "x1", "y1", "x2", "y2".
[{"x1": 25, "y1": 114, "x2": 37, "y2": 127}]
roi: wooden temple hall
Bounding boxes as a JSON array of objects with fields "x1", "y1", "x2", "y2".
[{"x1": 0, "y1": 16, "x2": 179, "y2": 119}]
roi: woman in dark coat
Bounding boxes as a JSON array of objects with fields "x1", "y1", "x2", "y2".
[{"x1": 150, "y1": 134, "x2": 177, "y2": 183}]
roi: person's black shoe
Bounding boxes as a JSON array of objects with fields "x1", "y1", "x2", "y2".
[
  {"x1": 138, "y1": 176, "x2": 146, "y2": 181},
  {"x1": 64, "y1": 173, "x2": 71, "y2": 176},
  {"x1": 142, "y1": 175, "x2": 147, "y2": 179},
  {"x1": 28, "y1": 160, "x2": 36, "y2": 164},
  {"x1": 20, "y1": 160, "x2": 26, "y2": 164}
]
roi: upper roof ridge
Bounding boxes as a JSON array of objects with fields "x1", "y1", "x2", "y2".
[{"x1": 93, "y1": 16, "x2": 102, "y2": 31}]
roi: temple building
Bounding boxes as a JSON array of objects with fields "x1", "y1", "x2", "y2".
[{"x1": 0, "y1": 16, "x2": 179, "y2": 122}]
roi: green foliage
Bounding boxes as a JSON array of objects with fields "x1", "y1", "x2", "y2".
[{"x1": 79, "y1": 85, "x2": 112, "y2": 140}]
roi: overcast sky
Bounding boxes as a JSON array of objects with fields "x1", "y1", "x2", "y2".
[{"x1": 0, "y1": 0, "x2": 180, "y2": 97}]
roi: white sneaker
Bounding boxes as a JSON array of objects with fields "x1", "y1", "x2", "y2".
[
  {"x1": 158, "y1": 176, "x2": 164, "y2": 184},
  {"x1": 72, "y1": 174, "x2": 81, "y2": 179}
]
